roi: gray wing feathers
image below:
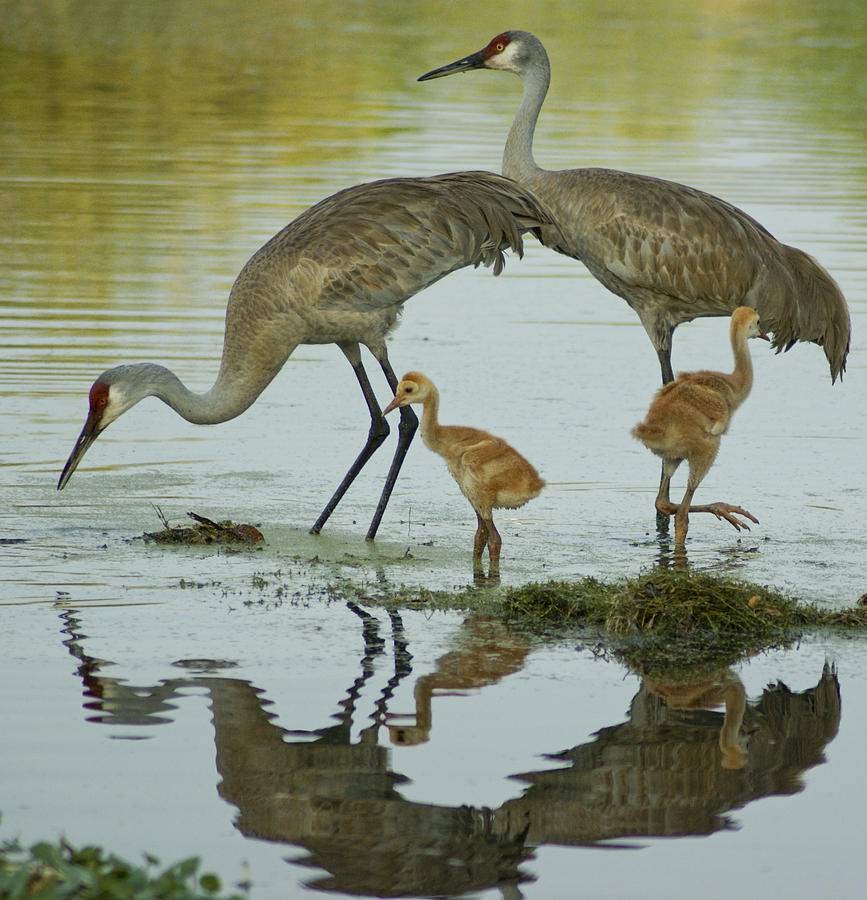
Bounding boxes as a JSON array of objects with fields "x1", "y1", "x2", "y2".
[
  {"x1": 531, "y1": 168, "x2": 850, "y2": 379},
  {"x1": 238, "y1": 172, "x2": 551, "y2": 315}
]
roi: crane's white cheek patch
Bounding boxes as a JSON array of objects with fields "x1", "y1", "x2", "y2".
[
  {"x1": 488, "y1": 43, "x2": 522, "y2": 71},
  {"x1": 102, "y1": 388, "x2": 130, "y2": 427}
]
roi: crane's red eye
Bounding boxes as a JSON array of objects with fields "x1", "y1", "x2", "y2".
[
  {"x1": 89, "y1": 381, "x2": 110, "y2": 411},
  {"x1": 485, "y1": 34, "x2": 510, "y2": 57}
]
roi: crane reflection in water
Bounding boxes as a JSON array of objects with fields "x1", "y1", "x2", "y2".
[{"x1": 58, "y1": 604, "x2": 840, "y2": 897}]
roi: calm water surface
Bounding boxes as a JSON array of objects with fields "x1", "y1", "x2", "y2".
[{"x1": 1, "y1": 1, "x2": 866, "y2": 898}]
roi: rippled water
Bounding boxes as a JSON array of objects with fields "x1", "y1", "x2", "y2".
[{"x1": 1, "y1": 2, "x2": 866, "y2": 898}]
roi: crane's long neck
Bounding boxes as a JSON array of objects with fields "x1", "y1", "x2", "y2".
[
  {"x1": 117, "y1": 362, "x2": 279, "y2": 426},
  {"x1": 729, "y1": 320, "x2": 754, "y2": 403},
  {"x1": 502, "y1": 57, "x2": 549, "y2": 182}
]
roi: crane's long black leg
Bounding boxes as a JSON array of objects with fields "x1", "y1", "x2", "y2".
[
  {"x1": 366, "y1": 355, "x2": 417, "y2": 541},
  {"x1": 310, "y1": 346, "x2": 390, "y2": 535},
  {"x1": 656, "y1": 334, "x2": 675, "y2": 533},
  {"x1": 658, "y1": 347, "x2": 675, "y2": 386}
]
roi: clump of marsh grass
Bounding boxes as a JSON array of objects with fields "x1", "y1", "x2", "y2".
[
  {"x1": 324, "y1": 568, "x2": 867, "y2": 638},
  {"x1": 502, "y1": 568, "x2": 867, "y2": 636},
  {"x1": 499, "y1": 568, "x2": 867, "y2": 676},
  {"x1": 316, "y1": 569, "x2": 866, "y2": 678}
]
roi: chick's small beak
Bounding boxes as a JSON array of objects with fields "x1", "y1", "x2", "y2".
[
  {"x1": 382, "y1": 396, "x2": 403, "y2": 416},
  {"x1": 418, "y1": 49, "x2": 487, "y2": 81},
  {"x1": 759, "y1": 329, "x2": 771, "y2": 342},
  {"x1": 57, "y1": 414, "x2": 103, "y2": 490}
]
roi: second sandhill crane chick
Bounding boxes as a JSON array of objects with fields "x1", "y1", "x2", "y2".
[
  {"x1": 632, "y1": 306, "x2": 769, "y2": 546},
  {"x1": 383, "y1": 372, "x2": 544, "y2": 576}
]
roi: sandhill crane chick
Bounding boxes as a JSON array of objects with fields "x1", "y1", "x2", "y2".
[
  {"x1": 632, "y1": 306, "x2": 769, "y2": 546},
  {"x1": 383, "y1": 372, "x2": 544, "y2": 577}
]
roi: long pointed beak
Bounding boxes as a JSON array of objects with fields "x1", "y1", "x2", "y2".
[
  {"x1": 759, "y1": 329, "x2": 771, "y2": 342},
  {"x1": 418, "y1": 49, "x2": 487, "y2": 81},
  {"x1": 57, "y1": 416, "x2": 103, "y2": 490},
  {"x1": 382, "y1": 396, "x2": 402, "y2": 416}
]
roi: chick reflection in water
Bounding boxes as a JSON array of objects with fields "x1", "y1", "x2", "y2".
[
  {"x1": 386, "y1": 613, "x2": 531, "y2": 745},
  {"x1": 643, "y1": 670, "x2": 748, "y2": 769},
  {"x1": 383, "y1": 372, "x2": 544, "y2": 580}
]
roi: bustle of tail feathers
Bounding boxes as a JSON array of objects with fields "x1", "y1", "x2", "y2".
[{"x1": 761, "y1": 245, "x2": 850, "y2": 383}]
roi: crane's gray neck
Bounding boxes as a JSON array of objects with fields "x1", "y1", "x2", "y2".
[
  {"x1": 502, "y1": 46, "x2": 549, "y2": 181},
  {"x1": 105, "y1": 363, "x2": 270, "y2": 426}
]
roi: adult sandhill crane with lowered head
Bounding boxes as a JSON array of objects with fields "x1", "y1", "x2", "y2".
[
  {"x1": 383, "y1": 371, "x2": 545, "y2": 578},
  {"x1": 419, "y1": 30, "x2": 851, "y2": 385},
  {"x1": 57, "y1": 172, "x2": 554, "y2": 540},
  {"x1": 632, "y1": 306, "x2": 769, "y2": 546}
]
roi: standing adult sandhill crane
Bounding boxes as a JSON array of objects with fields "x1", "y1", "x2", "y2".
[
  {"x1": 419, "y1": 30, "x2": 851, "y2": 385},
  {"x1": 632, "y1": 306, "x2": 769, "y2": 546},
  {"x1": 57, "y1": 172, "x2": 554, "y2": 540},
  {"x1": 383, "y1": 371, "x2": 545, "y2": 577}
]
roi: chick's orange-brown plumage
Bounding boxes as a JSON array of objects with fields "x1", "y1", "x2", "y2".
[
  {"x1": 384, "y1": 372, "x2": 543, "y2": 575},
  {"x1": 632, "y1": 306, "x2": 768, "y2": 545}
]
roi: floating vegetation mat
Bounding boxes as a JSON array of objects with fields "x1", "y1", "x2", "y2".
[
  {"x1": 503, "y1": 570, "x2": 794, "y2": 635},
  {"x1": 332, "y1": 568, "x2": 867, "y2": 679},
  {"x1": 341, "y1": 568, "x2": 867, "y2": 633}
]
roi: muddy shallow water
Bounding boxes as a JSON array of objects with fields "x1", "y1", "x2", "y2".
[{"x1": 2, "y1": 2, "x2": 867, "y2": 898}]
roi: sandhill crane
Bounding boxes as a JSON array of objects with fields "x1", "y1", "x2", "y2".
[
  {"x1": 57, "y1": 172, "x2": 553, "y2": 540},
  {"x1": 632, "y1": 306, "x2": 768, "y2": 545},
  {"x1": 419, "y1": 30, "x2": 851, "y2": 385},
  {"x1": 383, "y1": 371, "x2": 544, "y2": 577}
]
